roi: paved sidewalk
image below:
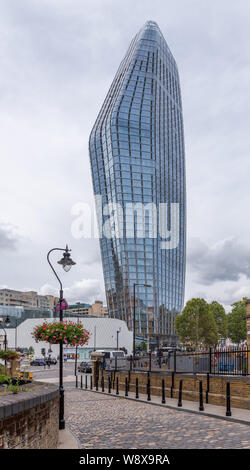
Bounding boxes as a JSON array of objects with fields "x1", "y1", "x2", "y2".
[
  {"x1": 64, "y1": 389, "x2": 250, "y2": 449},
  {"x1": 74, "y1": 382, "x2": 250, "y2": 425},
  {"x1": 38, "y1": 375, "x2": 76, "y2": 383},
  {"x1": 41, "y1": 374, "x2": 250, "y2": 425}
]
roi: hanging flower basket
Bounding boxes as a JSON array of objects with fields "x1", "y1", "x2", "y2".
[
  {"x1": 32, "y1": 321, "x2": 90, "y2": 346},
  {"x1": 0, "y1": 350, "x2": 20, "y2": 361}
]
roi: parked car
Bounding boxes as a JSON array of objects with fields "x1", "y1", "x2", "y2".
[
  {"x1": 78, "y1": 361, "x2": 92, "y2": 373},
  {"x1": 45, "y1": 357, "x2": 57, "y2": 365},
  {"x1": 30, "y1": 358, "x2": 46, "y2": 366}
]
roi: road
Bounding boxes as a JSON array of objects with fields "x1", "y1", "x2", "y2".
[
  {"x1": 30, "y1": 361, "x2": 82, "y2": 385},
  {"x1": 31, "y1": 363, "x2": 250, "y2": 449}
]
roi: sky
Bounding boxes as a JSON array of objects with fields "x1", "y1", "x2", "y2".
[{"x1": 1, "y1": 0, "x2": 250, "y2": 311}]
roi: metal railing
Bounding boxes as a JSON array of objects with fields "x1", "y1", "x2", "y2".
[{"x1": 103, "y1": 348, "x2": 249, "y2": 376}]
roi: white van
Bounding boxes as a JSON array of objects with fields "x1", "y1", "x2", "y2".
[{"x1": 96, "y1": 350, "x2": 126, "y2": 370}]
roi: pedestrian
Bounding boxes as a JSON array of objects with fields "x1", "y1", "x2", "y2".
[{"x1": 47, "y1": 355, "x2": 51, "y2": 368}]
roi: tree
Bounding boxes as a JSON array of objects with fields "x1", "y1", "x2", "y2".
[
  {"x1": 227, "y1": 298, "x2": 247, "y2": 346},
  {"x1": 175, "y1": 298, "x2": 218, "y2": 349},
  {"x1": 139, "y1": 341, "x2": 147, "y2": 352},
  {"x1": 209, "y1": 301, "x2": 227, "y2": 345},
  {"x1": 28, "y1": 346, "x2": 34, "y2": 355}
]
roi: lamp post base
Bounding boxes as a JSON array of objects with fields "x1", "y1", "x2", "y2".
[{"x1": 59, "y1": 420, "x2": 65, "y2": 430}]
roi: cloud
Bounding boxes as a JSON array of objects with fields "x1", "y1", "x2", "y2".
[
  {"x1": 0, "y1": 223, "x2": 19, "y2": 251},
  {"x1": 187, "y1": 237, "x2": 250, "y2": 284},
  {"x1": 39, "y1": 278, "x2": 104, "y2": 304}
]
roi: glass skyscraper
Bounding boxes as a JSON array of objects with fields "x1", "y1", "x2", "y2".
[{"x1": 89, "y1": 21, "x2": 186, "y2": 347}]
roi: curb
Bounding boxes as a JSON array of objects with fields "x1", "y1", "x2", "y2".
[
  {"x1": 57, "y1": 427, "x2": 81, "y2": 449},
  {"x1": 66, "y1": 426, "x2": 82, "y2": 449}
]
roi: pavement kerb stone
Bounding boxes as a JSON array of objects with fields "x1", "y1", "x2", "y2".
[
  {"x1": 57, "y1": 427, "x2": 81, "y2": 449},
  {"x1": 77, "y1": 387, "x2": 250, "y2": 427}
]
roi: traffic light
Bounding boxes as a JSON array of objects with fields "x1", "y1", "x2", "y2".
[{"x1": 41, "y1": 348, "x2": 46, "y2": 356}]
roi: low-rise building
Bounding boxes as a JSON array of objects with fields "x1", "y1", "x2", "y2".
[
  {"x1": 0, "y1": 316, "x2": 133, "y2": 359},
  {"x1": 89, "y1": 300, "x2": 109, "y2": 318},
  {"x1": 65, "y1": 302, "x2": 91, "y2": 316},
  {"x1": 0, "y1": 289, "x2": 58, "y2": 309}
]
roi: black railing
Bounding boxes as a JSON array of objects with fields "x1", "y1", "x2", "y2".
[{"x1": 104, "y1": 348, "x2": 249, "y2": 376}]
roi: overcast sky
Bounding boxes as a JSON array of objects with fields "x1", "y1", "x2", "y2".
[{"x1": 1, "y1": 0, "x2": 250, "y2": 311}]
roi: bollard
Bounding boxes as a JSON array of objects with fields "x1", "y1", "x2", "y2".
[
  {"x1": 206, "y1": 373, "x2": 209, "y2": 404},
  {"x1": 90, "y1": 375, "x2": 93, "y2": 390},
  {"x1": 199, "y1": 380, "x2": 204, "y2": 411},
  {"x1": 85, "y1": 375, "x2": 87, "y2": 389},
  {"x1": 178, "y1": 380, "x2": 182, "y2": 407},
  {"x1": 171, "y1": 372, "x2": 175, "y2": 398},
  {"x1": 102, "y1": 376, "x2": 105, "y2": 392},
  {"x1": 226, "y1": 381, "x2": 232, "y2": 416},
  {"x1": 76, "y1": 375, "x2": 78, "y2": 388},
  {"x1": 80, "y1": 375, "x2": 83, "y2": 389},
  {"x1": 162, "y1": 379, "x2": 166, "y2": 404},
  {"x1": 125, "y1": 377, "x2": 128, "y2": 397},
  {"x1": 147, "y1": 377, "x2": 151, "y2": 401},
  {"x1": 116, "y1": 377, "x2": 119, "y2": 395},
  {"x1": 96, "y1": 376, "x2": 98, "y2": 392},
  {"x1": 128, "y1": 372, "x2": 130, "y2": 392},
  {"x1": 108, "y1": 376, "x2": 111, "y2": 393},
  {"x1": 136, "y1": 377, "x2": 139, "y2": 399}
]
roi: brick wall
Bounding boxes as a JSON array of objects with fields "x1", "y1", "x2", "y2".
[
  {"x1": 104, "y1": 371, "x2": 250, "y2": 410},
  {"x1": 0, "y1": 385, "x2": 59, "y2": 449}
]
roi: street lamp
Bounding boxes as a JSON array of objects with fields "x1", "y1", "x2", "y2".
[
  {"x1": 116, "y1": 327, "x2": 121, "y2": 350},
  {"x1": 74, "y1": 306, "x2": 81, "y2": 376},
  {"x1": 0, "y1": 317, "x2": 8, "y2": 371},
  {"x1": 133, "y1": 283, "x2": 151, "y2": 359},
  {"x1": 47, "y1": 245, "x2": 76, "y2": 430},
  {"x1": 0, "y1": 323, "x2": 7, "y2": 351},
  {"x1": 6, "y1": 316, "x2": 18, "y2": 350}
]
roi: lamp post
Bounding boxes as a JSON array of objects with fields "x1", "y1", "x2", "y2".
[
  {"x1": 133, "y1": 283, "x2": 151, "y2": 359},
  {"x1": 47, "y1": 245, "x2": 76, "y2": 430},
  {"x1": 74, "y1": 307, "x2": 81, "y2": 376},
  {"x1": 5, "y1": 316, "x2": 18, "y2": 350},
  {"x1": 116, "y1": 327, "x2": 121, "y2": 350},
  {"x1": 0, "y1": 317, "x2": 8, "y2": 371},
  {"x1": 14, "y1": 318, "x2": 17, "y2": 350}
]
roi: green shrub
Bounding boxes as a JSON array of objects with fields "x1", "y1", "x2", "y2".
[{"x1": 0, "y1": 374, "x2": 9, "y2": 384}]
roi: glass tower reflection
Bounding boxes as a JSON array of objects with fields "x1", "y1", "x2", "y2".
[{"x1": 89, "y1": 21, "x2": 186, "y2": 346}]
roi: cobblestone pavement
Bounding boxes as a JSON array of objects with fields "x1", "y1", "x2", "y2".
[{"x1": 65, "y1": 388, "x2": 250, "y2": 449}]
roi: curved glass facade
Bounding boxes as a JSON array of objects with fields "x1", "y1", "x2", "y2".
[{"x1": 89, "y1": 21, "x2": 186, "y2": 346}]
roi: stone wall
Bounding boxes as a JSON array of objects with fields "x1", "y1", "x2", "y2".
[
  {"x1": 104, "y1": 371, "x2": 250, "y2": 410},
  {"x1": 0, "y1": 384, "x2": 59, "y2": 448}
]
